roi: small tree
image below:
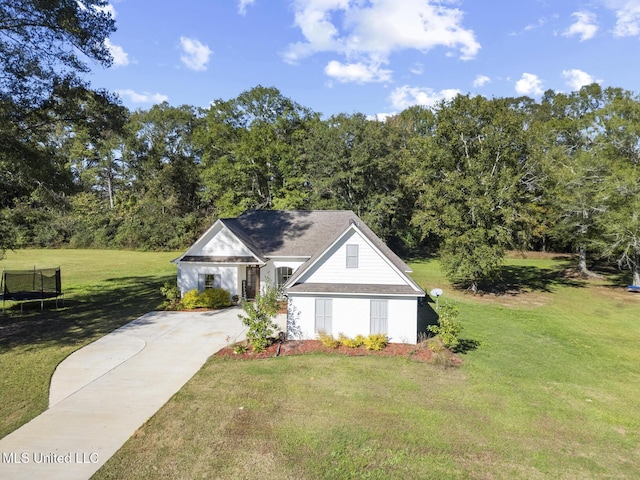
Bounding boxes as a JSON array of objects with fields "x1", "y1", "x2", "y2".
[
  {"x1": 239, "y1": 280, "x2": 280, "y2": 353},
  {"x1": 427, "y1": 302, "x2": 462, "y2": 349}
]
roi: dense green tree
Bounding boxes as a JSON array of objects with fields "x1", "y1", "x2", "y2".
[
  {"x1": 65, "y1": 87, "x2": 128, "y2": 208},
  {"x1": 594, "y1": 89, "x2": 640, "y2": 285},
  {"x1": 0, "y1": 0, "x2": 116, "y2": 257},
  {"x1": 409, "y1": 95, "x2": 537, "y2": 292},
  {"x1": 304, "y1": 113, "x2": 413, "y2": 246},
  {"x1": 0, "y1": 0, "x2": 115, "y2": 105},
  {"x1": 124, "y1": 103, "x2": 202, "y2": 214},
  {"x1": 196, "y1": 86, "x2": 317, "y2": 217},
  {"x1": 393, "y1": 106, "x2": 442, "y2": 252},
  {"x1": 1, "y1": 84, "x2": 126, "y2": 248},
  {"x1": 540, "y1": 85, "x2": 611, "y2": 276},
  {"x1": 113, "y1": 103, "x2": 205, "y2": 249}
]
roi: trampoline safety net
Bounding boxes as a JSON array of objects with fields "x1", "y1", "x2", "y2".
[{"x1": 1, "y1": 267, "x2": 63, "y2": 311}]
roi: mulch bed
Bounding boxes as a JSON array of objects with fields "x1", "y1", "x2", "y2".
[{"x1": 215, "y1": 339, "x2": 459, "y2": 364}]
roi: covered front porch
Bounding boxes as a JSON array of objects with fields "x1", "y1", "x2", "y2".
[
  {"x1": 177, "y1": 258, "x2": 263, "y2": 300},
  {"x1": 177, "y1": 255, "x2": 307, "y2": 301}
]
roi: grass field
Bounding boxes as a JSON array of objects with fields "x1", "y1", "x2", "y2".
[
  {"x1": 0, "y1": 249, "x2": 179, "y2": 438},
  {"x1": 2, "y1": 250, "x2": 640, "y2": 478},
  {"x1": 94, "y1": 253, "x2": 640, "y2": 479}
]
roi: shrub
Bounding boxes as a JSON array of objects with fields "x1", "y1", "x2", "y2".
[
  {"x1": 318, "y1": 330, "x2": 340, "y2": 349},
  {"x1": 182, "y1": 289, "x2": 201, "y2": 309},
  {"x1": 233, "y1": 344, "x2": 249, "y2": 355},
  {"x1": 160, "y1": 280, "x2": 182, "y2": 310},
  {"x1": 239, "y1": 280, "x2": 280, "y2": 353},
  {"x1": 340, "y1": 334, "x2": 365, "y2": 348},
  {"x1": 427, "y1": 302, "x2": 462, "y2": 349},
  {"x1": 427, "y1": 337, "x2": 458, "y2": 369},
  {"x1": 198, "y1": 288, "x2": 232, "y2": 309},
  {"x1": 181, "y1": 288, "x2": 232, "y2": 309},
  {"x1": 363, "y1": 334, "x2": 388, "y2": 351},
  {"x1": 161, "y1": 281, "x2": 180, "y2": 302}
]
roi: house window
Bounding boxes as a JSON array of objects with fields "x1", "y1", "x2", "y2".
[
  {"x1": 199, "y1": 273, "x2": 221, "y2": 291},
  {"x1": 370, "y1": 299, "x2": 388, "y2": 335},
  {"x1": 315, "y1": 298, "x2": 333, "y2": 334},
  {"x1": 275, "y1": 267, "x2": 293, "y2": 290},
  {"x1": 346, "y1": 244, "x2": 359, "y2": 268}
]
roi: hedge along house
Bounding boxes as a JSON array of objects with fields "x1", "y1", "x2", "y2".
[{"x1": 174, "y1": 210, "x2": 426, "y2": 344}]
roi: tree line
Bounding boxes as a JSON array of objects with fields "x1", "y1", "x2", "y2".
[
  {"x1": 2, "y1": 84, "x2": 640, "y2": 289},
  {"x1": 1, "y1": 2, "x2": 639, "y2": 290}
]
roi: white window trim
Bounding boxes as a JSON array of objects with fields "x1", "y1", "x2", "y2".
[{"x1": 346, "y1": 244, "x2": 359, "y2": 268}]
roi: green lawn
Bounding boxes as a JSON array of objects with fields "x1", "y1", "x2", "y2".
[
  {"x1": 0, "y1": 249, "x2": 179, "y2": 438},
  {"x1": 2, "y1": 250, "x2": 639, "y2": 478},
  {"x1": 95, "y1": 254, "x2": 640, "y2": 479}
]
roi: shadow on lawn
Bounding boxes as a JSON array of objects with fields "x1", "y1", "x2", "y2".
[
  {"x1": 467, "y1": 264, "x2": 586, "y2": 295},
  {"x1": 452, "y1": 338, "x2": 481, "y2": 354},
  {"x1": 0, "y1": 274, "x2": 173, "y2": 350}
]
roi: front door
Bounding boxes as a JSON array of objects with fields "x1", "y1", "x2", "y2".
[{"x1": 245, "y1": 266, "x2": 260, "y2": 299}]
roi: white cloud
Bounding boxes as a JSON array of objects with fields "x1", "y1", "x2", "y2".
[
  {"x1": 116, "y1": 89, "x2": 169, "y2": 104},
  {"x1": 410, "y1": 63, "x2": 424, "y2": 75},
  {"x1": 473, "y1": 74, "x2": 491, "y2": 88},
  {"x1": 105, "y1": 39, "x2": 130, "y2": 67},
  {"x1": 515, "y1": 73, "x2": 544, "y2": 96},
  {"x1": 238, "y1": 0, "x2": 255, "y2": 15},
  {"x1": 524, "y1": 17, "x2": 547, "y2": 32},
  {"x1": 325, "y1": 60, "x2": 392, "y2": 83},
  {"x1": 562, "y1": 69, "x2": 600, "y2": 91},
  {"x1": 389, "y1": 85, "x2": 460, "y2": 110},
  {"x1": 179, "y1": 36, "x2": 212, "y2": 72},
  {"x1": 284, "y1": 0, "x2": 479, "y2": 82},
  {"x1": 367, "y1": 112, "x2": 397, "y2": 122},
  {"x1": 563, "y1": 11, "x2": 598, "y2": 41},
  {"x1": 606, "y1": 0, "x2": 640, "y2": 37}
]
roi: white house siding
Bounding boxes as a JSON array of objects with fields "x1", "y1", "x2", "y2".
[
  {"x1": 300, "y1": 230, "x2": 407, "y2": 286},
  {"x1": 178, "y1": 264, "x2": 238, "y2": 296},
  {"x1": 194, "y1": 226, "x2": 255, "y2": 257},
  {"x1": 287, "y1": 295, "x2": 418, "y2": 344}
]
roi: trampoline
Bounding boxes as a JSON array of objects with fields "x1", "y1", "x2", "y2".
[{"x1": 1, "y1": 267, "x2": 63, "y2": 312}]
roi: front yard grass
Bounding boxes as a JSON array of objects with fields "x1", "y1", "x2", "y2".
[
  {"x1": 96, "y1": 254, "x2": 640, "y2": 479},
  {"x1": 0, "y1": 249, "x2": 179, "y2": 438},
  {"x1": 2, "y1": 250, "x2": 639, "y2": 478}
]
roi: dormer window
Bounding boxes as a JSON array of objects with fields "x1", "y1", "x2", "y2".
[{"x1": 346, "y1": 244, "x2": 359, "y2": 268}]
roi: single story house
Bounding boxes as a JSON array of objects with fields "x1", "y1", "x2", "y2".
[{"x1": 174, "y1": 210, "x2": 426, "y2": 344}]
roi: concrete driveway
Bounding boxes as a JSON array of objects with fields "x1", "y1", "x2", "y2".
[{"x1": 0, "y1": 308, "x2": 246, "y2": 480}]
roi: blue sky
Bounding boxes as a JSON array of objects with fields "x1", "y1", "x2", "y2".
[{"x1": 90, "y1": 0, "x2": 640, "y2": 118}]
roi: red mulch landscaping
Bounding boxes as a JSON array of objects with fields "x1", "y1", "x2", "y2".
[{"x1": 215, "y1": 339, "x2": 460, "y2": 364}]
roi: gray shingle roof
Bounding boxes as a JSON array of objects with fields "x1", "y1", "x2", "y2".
[
  {"x1": 221, "y1": 210, "x2": 353, "y2": 256},
  {"x1": 181, "y1": 255, "x2": 258, "y2": 263},
  {"x1": 221, "y1": 210, "x2": 411, "y2": 273},
  {"x1": 286, "y1": 283, "x2": 421, "y2": 296}
]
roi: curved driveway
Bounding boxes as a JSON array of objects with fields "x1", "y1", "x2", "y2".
[{"x1": 0, "y1": 308, "x2": 246, "y2": 480}]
